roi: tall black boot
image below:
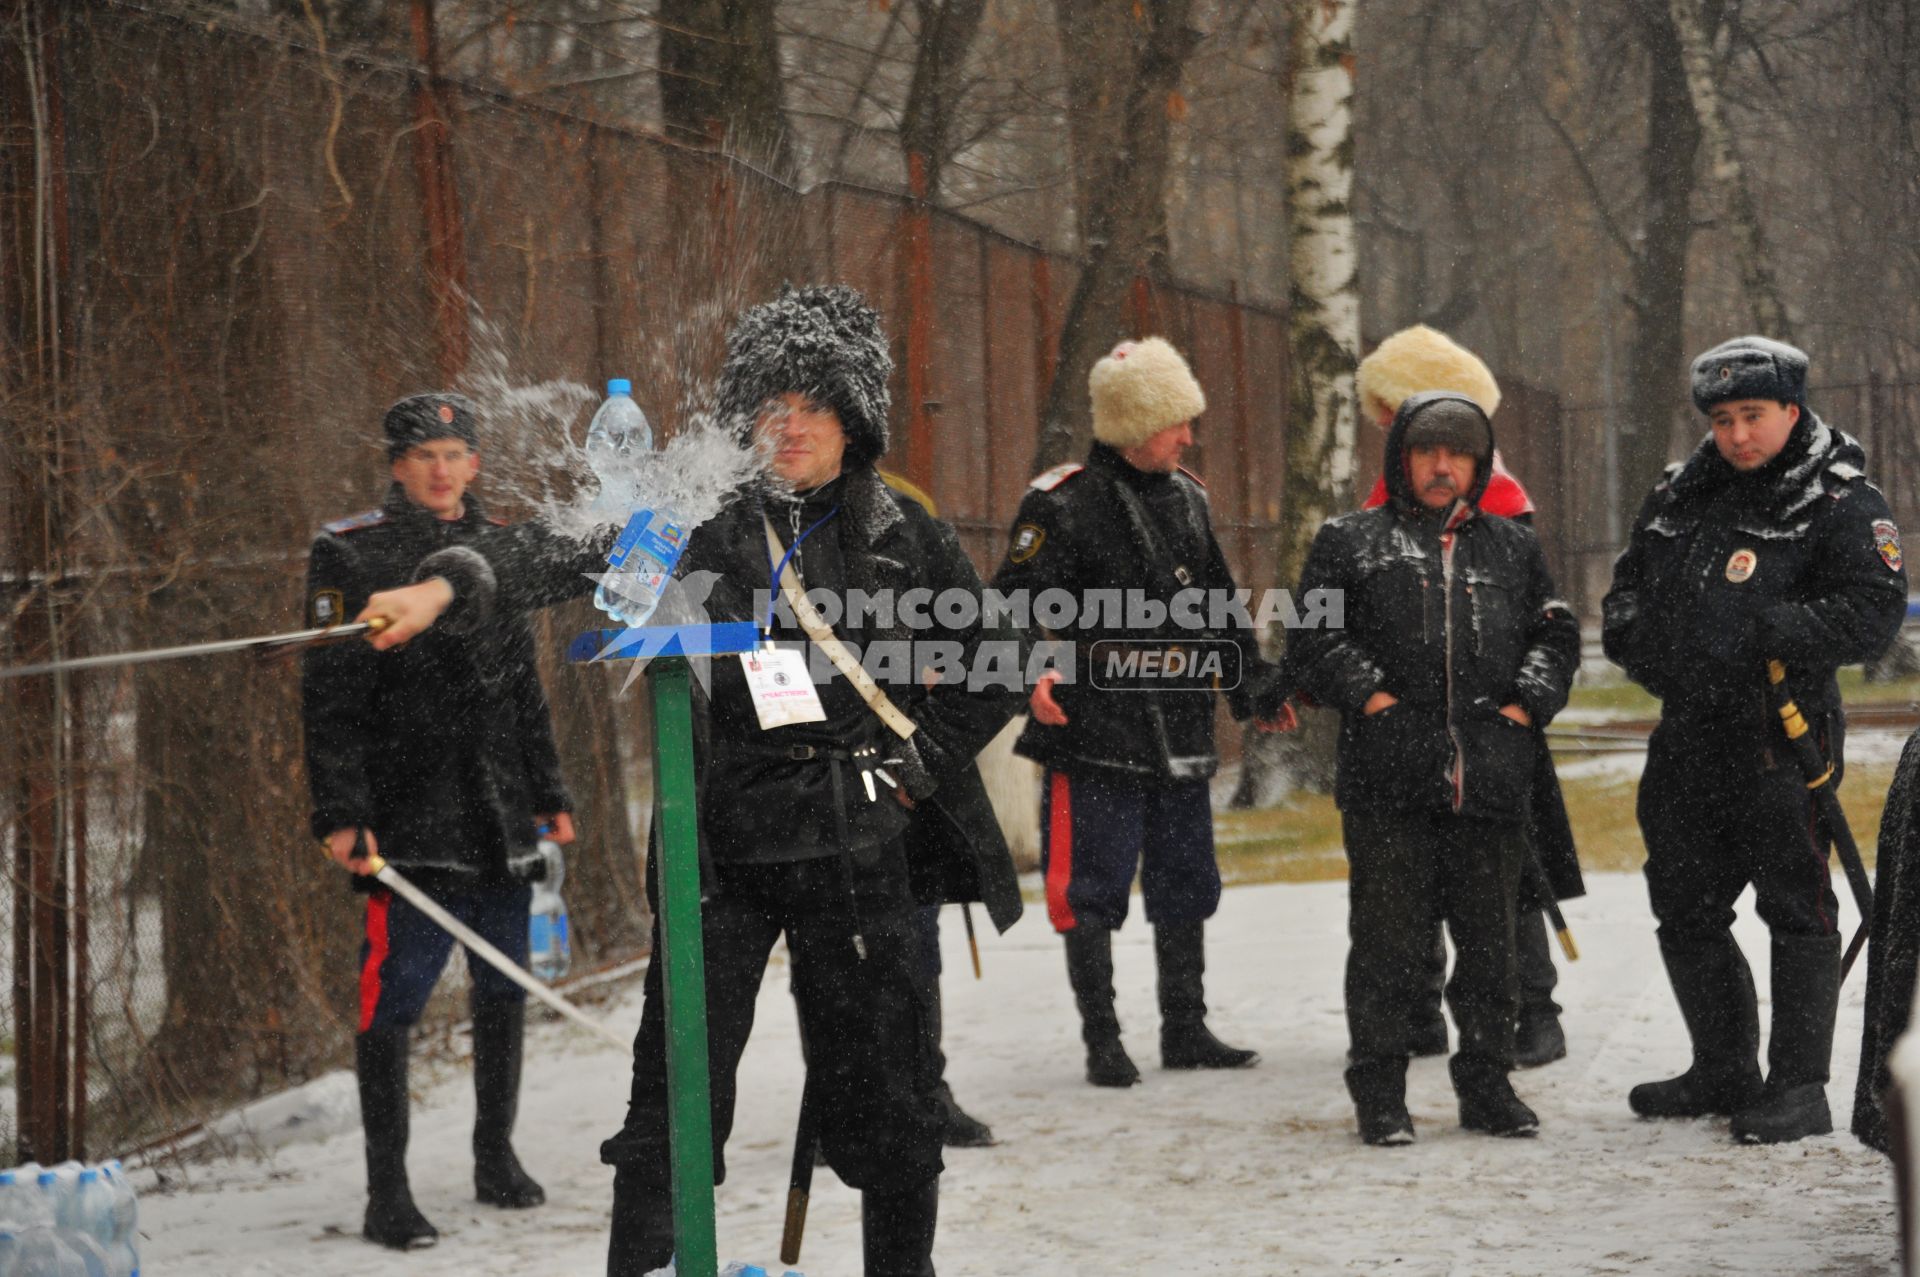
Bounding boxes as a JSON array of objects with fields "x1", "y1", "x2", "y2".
[
  {"x1": 1629, "y1": 932, "x2": 1764, "y2": 1118},
  {"x1": 607, "y1": 1166, "x2": 675, "y2": 1277},
  {"x1": 862, "y1": 1175, "x2": 939, "y2": 1277},
  {"x1": 1063, "y1": 928, "x2": 1140, "y2": 1087},
  {"x1": 472, "y1": 1000, "x2": 546, "y2": 1208},
  {"x1": 1512, "y1": 908, "x2": 1567, "y2": 1069},
  {"x1": 1732, "y1": 933, "x2": 1841, "y2": 1144},
  {"x1": 357, "y1": 1027, "x2": 438, "y2": 1250},
  {"x1": 1155, "y1": 921, "x2": 1258, "y2": 1070},
  {"x1": 1451, "y1": 1055, "x2": 1539, "y2": 1137},
  {"x1": 923, "y1": 983, "x2": 994, "y2": 1147}
]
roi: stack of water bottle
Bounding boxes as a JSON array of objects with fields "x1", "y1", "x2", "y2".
[
  {"x1": 0, "y1": 1159, "x2": 140, "y2": 1276},
  {"x1": 644, "y1": 1262, "x2": 804, "y2": 1277}
]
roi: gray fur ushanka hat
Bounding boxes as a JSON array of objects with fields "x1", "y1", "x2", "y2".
[
  {"x1": 1690, "y1": 335, "x2": 1809, "y2": 413},
  {"x1": 715, "y1": 284, "x2": 893, "y2": 467}
]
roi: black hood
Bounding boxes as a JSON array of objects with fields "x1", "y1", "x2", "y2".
[{"x1": 1382, "y1": 390, "x2": 1495, "y2": 515}]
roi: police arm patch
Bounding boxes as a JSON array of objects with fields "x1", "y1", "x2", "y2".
[
  {"x1": 1873, "y1": 519, "x2": 1903, "y2": 572},
  {"x1": 1008, "y1": 523, "x2": 1046, "y2": 564},
  {"x1": 309, "y1": 588, "x2": 344, "y2": 628}
]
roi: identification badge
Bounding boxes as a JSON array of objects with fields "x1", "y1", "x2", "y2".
[
  {"x1": 1725, "y1": 548, "x2": 1757, "y2": 583},
  {"x1": 740, "y1": 647, "x2": 826, "y2": 730}
]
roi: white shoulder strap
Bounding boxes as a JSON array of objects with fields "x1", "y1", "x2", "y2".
[{"x1": 762, "y1": 516, "x2": 917, "y2": 741}]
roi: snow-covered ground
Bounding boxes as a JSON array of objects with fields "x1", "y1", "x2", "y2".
[{"x1": 141, "y1": 872, "x2": 1898, "y2": 1276}]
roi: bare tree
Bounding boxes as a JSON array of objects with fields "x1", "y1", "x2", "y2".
[
  {"x1": 1031, "y1": 0, "x2": 1203, "y2": 472},
  {"x1": 660, "y1": 0, "x2": 795, "y2": 175}
]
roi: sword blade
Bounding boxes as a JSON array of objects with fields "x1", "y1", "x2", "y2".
[{"x1": 0, "y1": 622, "x2": 376, "y2": 681}]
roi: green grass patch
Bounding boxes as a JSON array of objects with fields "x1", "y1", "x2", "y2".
[{"x1": 1211, "y1": 762, "x2": 1901, "y2": 886}]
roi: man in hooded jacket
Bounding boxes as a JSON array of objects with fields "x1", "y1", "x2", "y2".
[
  {"x1": 354, "y1": 285, "x2": 1026, "y2": 1277},
  {"x1": 1353, "y1": 325, "x2": 1584, "y2": 1069},
  {"x1": 1604, "y1": 336, "x2": 1907, "y2": 1143},
  {"x1": 1287, "y1": 393, "x2": 1580, "y2": 1145}
]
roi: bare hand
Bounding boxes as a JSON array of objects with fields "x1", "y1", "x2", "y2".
[
  {"x1": 537, "y1": 812, "x2": 576, "y2": 845},
  {"x1": 1029, "y1": 669, "x2": 1069, "y2": 726},
  {"x1": 1363, "y1": 691, "x2": 1399, "y2": 716},
  {"x1": 1255, "y1": 701, "x2": 1299, "y2": 734},
  {"x1": 358, "y1": 578, "x2": 454, "y2": 650},
  {"x1": 325, "y1": 826, "x2": 381, "y2": 875},
  {"x1": 1499, "y1": 703, "x2": 1532, "y2": 727}
]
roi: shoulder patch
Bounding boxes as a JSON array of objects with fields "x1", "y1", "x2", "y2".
[
  {"x1": 1007, "y1": 523, "x2": 1046, "y2": 564},
  {"x1": 323, "y1": 509, "x2": 387, "y2": 535},
  {"x1": 1029, "y1": 462, "x2": 1085, "y2": 492},
  {"x1": 1874, "y1": 519, "x2": 1903, "y2": 573},
  {"x1": 487, "y1": 514, "x2": 511, "y2": 527},
  {"x1": 1828, "y1": 460, "x2": 1864, "y2": 483},
  {"x1": 1176, "y1": 465, "x2": 1207, "y2": 490}
]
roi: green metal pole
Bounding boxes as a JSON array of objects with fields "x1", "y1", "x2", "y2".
[{"x1": 648, "y1": 656, "x2": 718, "y2": 1277}]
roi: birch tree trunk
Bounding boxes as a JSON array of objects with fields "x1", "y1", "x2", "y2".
[
  {"x1": 1668, "y1": 0, "x2": 1795, "y2": 342},
  {"x1": 1232, "y1": 0, "x2": 1358, "y2": 808}
]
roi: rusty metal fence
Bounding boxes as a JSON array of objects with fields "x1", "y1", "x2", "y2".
[{"x1": 0, "y1": 1, "x2": 1308, "y2": 1165}]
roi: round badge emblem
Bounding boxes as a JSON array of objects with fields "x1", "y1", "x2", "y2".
[
  {"x1": 438, "y1": 403, "x2": 456, "y2": 424},
  {"x1": 1725, "y1": 548, "x2": 1758, "y2": 583}
]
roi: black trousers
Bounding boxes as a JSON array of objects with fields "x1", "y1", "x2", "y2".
[
  {"x1": 600, "y1": 847, "x2": 945, "y2": 1194},
  {"x1": 1639, "y1": 720, "x2": 1840, "y2": 942},
  {"x1": 1345, "y1": 810, "x2": 1526, "y2": 1071}
]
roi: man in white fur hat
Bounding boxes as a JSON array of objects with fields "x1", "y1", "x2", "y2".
[{"x1": 993, "y1": 337, "x2": 1291, "y2": 1088}]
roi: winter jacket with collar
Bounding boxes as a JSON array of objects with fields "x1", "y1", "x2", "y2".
[
  {"x1": 1287, "y1": 396, "x2": 1581, "y2": 822},
  {"x1": 302, "y1": 485, "x2": 571, "y2": 882},
  {"x1": 422, "y1": 466, "x2": 1029, "y2": 933},
  {"x1": 991, "y1": 442, "x2": 1289, "y2": 784},
  {"x1": 1602, "y1": 414, "x2": 1907, "y2": 730}
]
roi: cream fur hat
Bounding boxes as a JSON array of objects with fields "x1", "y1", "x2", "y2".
[
  {"x1": 1089, "y1": 337, "x2": 1206, "y2": 449},
  {"x1": 1356, "y1": 325, "x2": 1501, "y2": 423}
]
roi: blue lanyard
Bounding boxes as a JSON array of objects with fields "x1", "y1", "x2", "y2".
[{"x1": 762, "y1": 502, "x2": 840, "y2": 637}]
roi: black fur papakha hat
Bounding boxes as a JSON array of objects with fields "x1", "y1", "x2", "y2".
[
  {"x1": 715, "y1": 284, "x2": 893, "y2": 467},
  {"x1": 1690, "y1": 336, "x2": 1810, "y2": 413},
  {"x1": 383, "y1": 392, "x2": 479, "y2": 459}
]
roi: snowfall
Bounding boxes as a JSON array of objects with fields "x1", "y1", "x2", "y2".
[{"x1": 138, "y1": 854, "x2": 1902, "y2": 1276}]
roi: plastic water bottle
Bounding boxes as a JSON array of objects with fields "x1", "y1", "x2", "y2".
[
  {"x1": 72, "y1": 1171, "x2": 120, "y2": 1275},
  {"x1": 584, "y1": 378, "x2": 689, "y2": 628},
  {"x1": 99, "y1": 1162, "x2": 137, "y2": 1277},
  {"x1": 13, "y1": 1227, "x2": 86, "y2": 1276},
  {"x1": 528, "y1": 838, "x2": 571, "y2": 983}
]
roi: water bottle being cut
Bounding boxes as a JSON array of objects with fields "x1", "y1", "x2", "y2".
[{"x1": 585, "y1": 378, "x2": 690, "y2": 628}]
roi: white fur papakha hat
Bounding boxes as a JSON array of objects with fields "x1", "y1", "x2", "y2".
[
  {"x1": 1356, "y1": 324, "x2": 1502, "y2": 423},
  {"x1": 1089, "y1": 337, "x2": 1207, "y2": 449}
]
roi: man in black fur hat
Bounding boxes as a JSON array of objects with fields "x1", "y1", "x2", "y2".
[
  {"x1": 354, "y1": 286, "x2": 1026, "y2": 1277},
  {"x1": 1604, "y1": 336, "x2": 1906, "y2": 1144}
]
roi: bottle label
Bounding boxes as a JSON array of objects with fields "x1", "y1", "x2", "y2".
[{"x1": 606, "y1": 510, "x2": 654, "y2": 568}]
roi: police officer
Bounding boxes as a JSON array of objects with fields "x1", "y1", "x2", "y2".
[
  {"x1": 1604, "y1": 336, "x2": 1907, "y2": 1143},
  {"x1": 1287, "y1": 393, "x2": 1580, "y2": 1145},
  {"x1": 356, "y1": 285, "x2": 1026, "y2": 1277},
  {"x1": 303, "y1": 393, "x2": 569, "y2": 1249},
  {"x1": 993, "y1": 337, "x2": 1290, "y2": 1089}
]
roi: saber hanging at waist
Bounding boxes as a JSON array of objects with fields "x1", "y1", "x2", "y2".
[{"x1": 0, "y1": 618, "x2": 388, "y2": 681}]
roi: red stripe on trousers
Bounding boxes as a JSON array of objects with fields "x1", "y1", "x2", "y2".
[
  {"x1": 359, "y1": 888, "x2": 392, "y2": 1033},
  {"x1": 1046, "y1": 770, "x2": 1078, "y2": 932}
]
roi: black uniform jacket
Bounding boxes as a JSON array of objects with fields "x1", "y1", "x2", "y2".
[
  {"x1": 425, "y1": 466, "x2": 1028, "y2": 934},
  {"x1": 991, "y1": 442, "x2": 1287, "y2": 784},
  {"x1": 1602, "y1": 415, "x2": 1907, "y2": 736},
  {"x1": 1287, "y1": 401, "x2": 1581, "y2": 822},
  {"x1": 302, "y1": 485, "x2": 571, "y2": 882},
  {"x1": 1855, "y1": 727, "x2": 1920, "y2": 1153}
]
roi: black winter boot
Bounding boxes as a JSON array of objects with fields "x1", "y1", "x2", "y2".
[
  {"x1": 1345, "y1": 1055, "x2": 1414, "y2": 1146},
  {"x1": 607, "y1": 1166, "x2": 675, "y2": 1277},
  {"x1": 1154, "y1": 922, "x2": 1259, "y2": 1070},
  {"x1": 922, "y1": 983, "x2": 994, "y2": 1147},
  {"x1": 1452, "y1": 1056, "x2": 1539, "y2": 1137},
  {"x1": 1408, "y1": 924, "x2": 1450, "y2": 1057},
  {"x1": 357, "y1": 1028, "x2": 438, "y2": 1250},
  {"x1": 1063, "y1": 928, "x2": 1140, "y2": 1087},
  {"x1": 1512, "y1": 910, "x2": 1566, "y2": 1068},
  {"x1": 1629, "y1": 933, "x2": 1764, "y2": 1118},
  {"x1": 472, "y1": 1000, "x2": 546, "y2": 1208},
  {"x1": 862, "y1": 1175, "x2": 939, "y2": 1277},
  {"x1": 1732, "y1": 933, "x2": 1841, "y2": 1144}
]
